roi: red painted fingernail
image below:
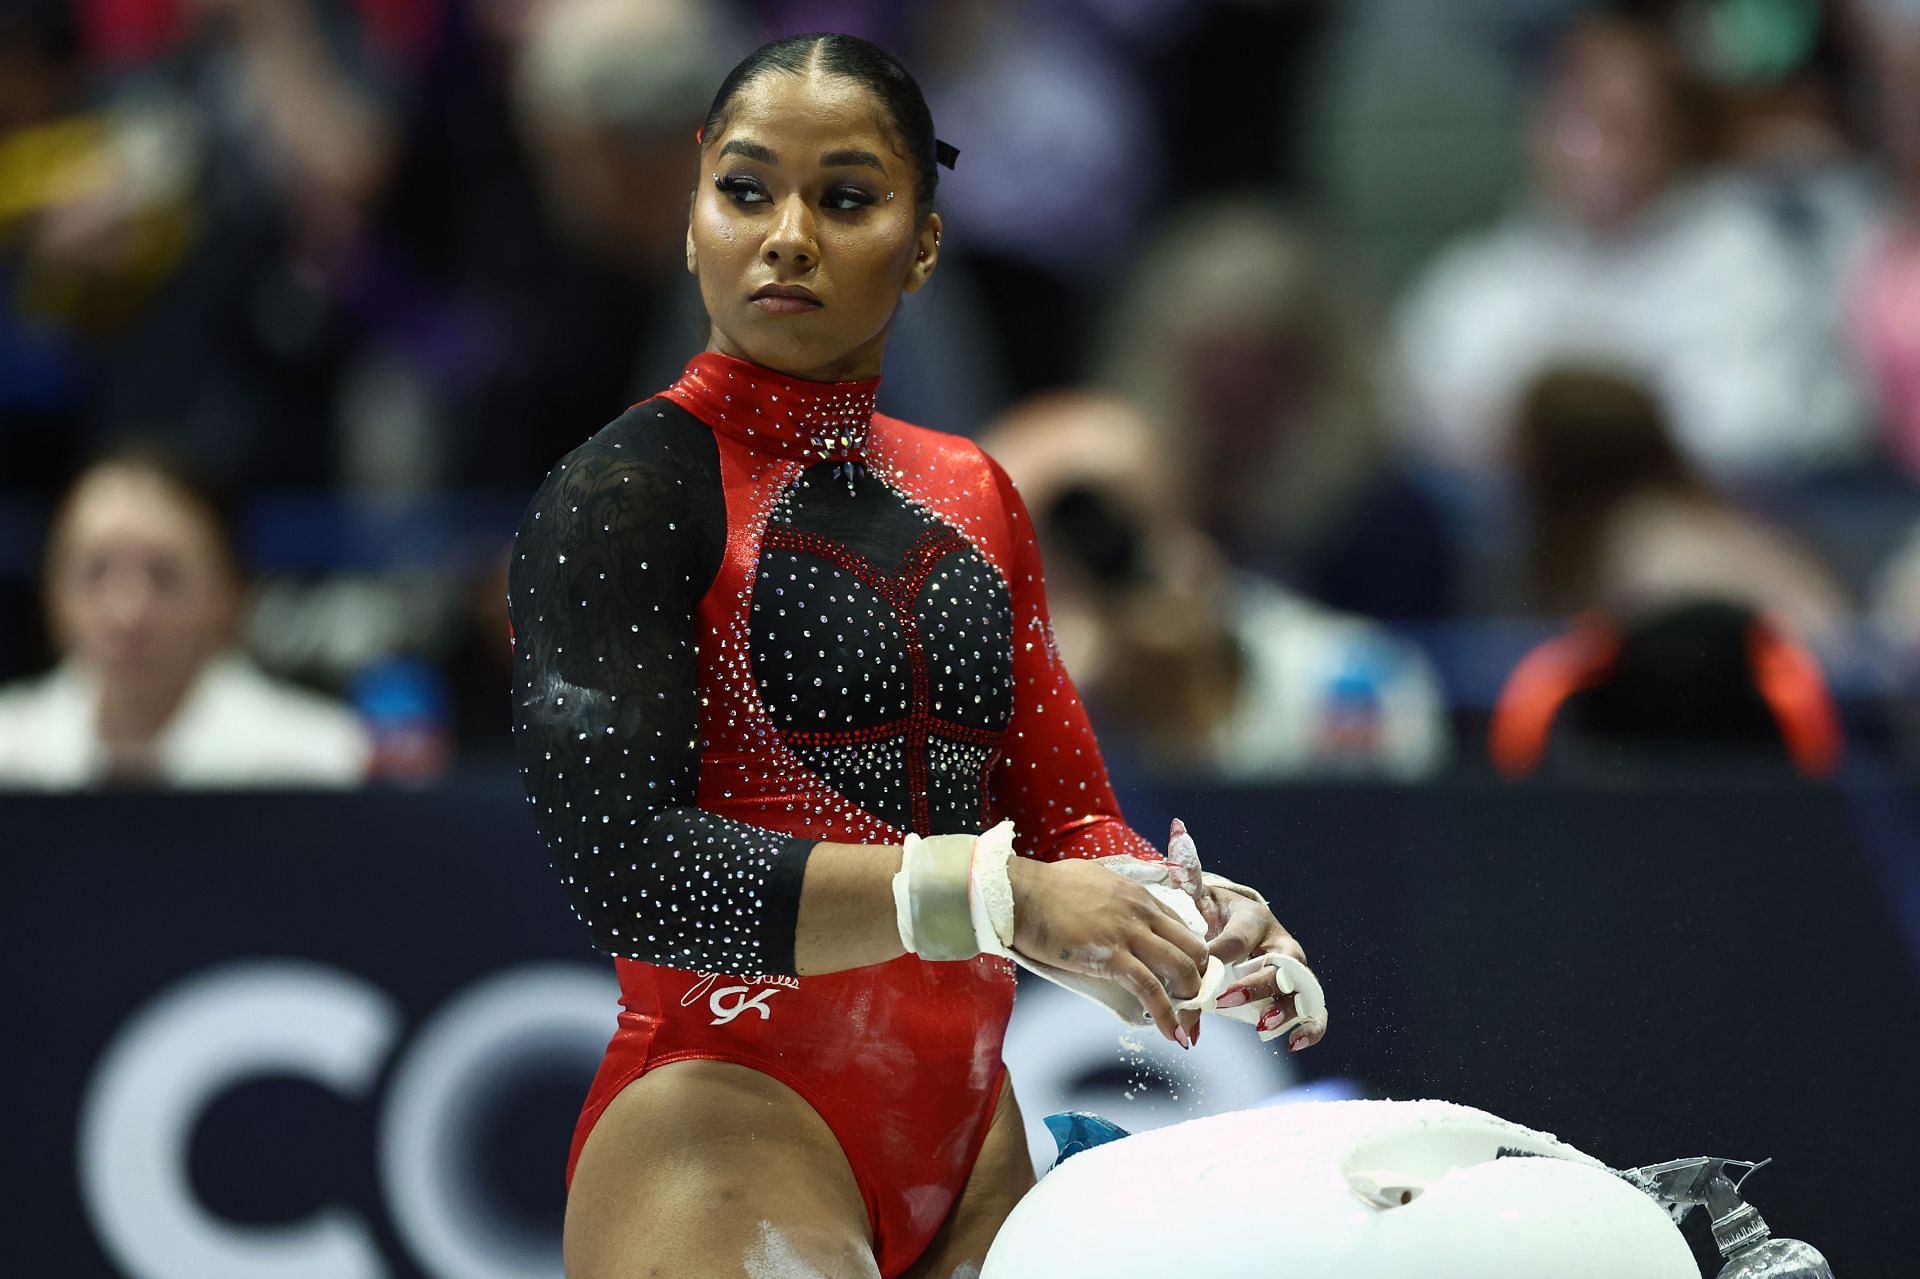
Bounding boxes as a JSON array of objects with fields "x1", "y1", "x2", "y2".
[
  {"x1": 1175, "y1": 1026, "x2": 1192, "y2": 1050},
  {"x1": 1215, "y1": 989, "x2": 1249, "y2": 1009},
  {"x1": 1190, "y1": 1020, "x2": 1201, "y2": 1047},
  {"x1": 1290, "y1": 1032, "x2": 1311, "y2": 1053}
]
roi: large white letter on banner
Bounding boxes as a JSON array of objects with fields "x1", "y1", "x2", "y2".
[
  {"x1": 77, "y1": 960, "x2": 401, "y2": 1279},
  {"x1": 379, "y1": 964, "x2": 611, "y2": 1279}
]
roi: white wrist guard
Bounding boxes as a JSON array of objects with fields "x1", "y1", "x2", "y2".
[{"x1": 893, "y1": 819, "x2": 1018, "y2": 961}]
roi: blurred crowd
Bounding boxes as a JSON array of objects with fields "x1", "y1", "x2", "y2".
[{"x1": 5, "y1": 0, "x2": 1920, "y2": 788}]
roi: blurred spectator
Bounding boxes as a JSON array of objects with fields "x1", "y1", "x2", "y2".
[
  {"x1": 0, "y1": 444, "x2": 370, "y2": 787},
  {"x1": 369, "y1": 0, "x2": 724, "y2": 490},
  {"x1": 0, "y1": 0, "x2": 184, "y2": 486},
  {"x1": 2, "y1": 0, "x2": 398, "y2": 495},
  {"x1": 910, "y1": 0, "x2": 1163, "y2": 394},
  {"x1": 982, "y1": 392, "x2": 1447, "y2": 780},
  {"x1": 1848, "y1": 1, "x2": 1920, "y2": 475},
  {"x1": 1395, "y1": 12, "x2": 1859, "y2": 479},
  {"x1": 1489, "y1": 599, "x2": 1843, "y2": 779},
  {"x1": 1681, "y1": 0, "x2": 1881, "y2": 461},
  {"x1": 1094, "y1": 198, "x2": 1456, "y2": 620},
  {"x1": 1513, "y1": 364, "x2": 1850, "y2": 646}
]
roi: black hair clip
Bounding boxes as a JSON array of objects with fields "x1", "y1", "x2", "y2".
[{"x1": 935, "y1": 139, "x2": 960, "y2": 170}]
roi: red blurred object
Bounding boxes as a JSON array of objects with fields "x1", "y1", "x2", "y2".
[
  {"x1": 77, "y1": 0, "x2": 444, "y2": 67},
  {"x1": 79, "y1": 0, "x2": 181, "y2": 66},
  {"x1": 354, "y1": 0, "x2": 443, "y2": 64}
]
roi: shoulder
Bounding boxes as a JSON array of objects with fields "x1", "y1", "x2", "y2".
[
  {"x1": 540, "y1": 398, "x2": 720, "y2": 493},
  {"x1": 180, "y1": 656, "x2": 372, "y2": 785},
  {"x1": 873, "y1": 413, "x2": 1020, "y2": 499},
  {"x1": 510, "y1": 399, "x2": 728, "y2": 610},
  {"x1": 871, "y1": 415, "x2": 1037, "y2": 561},
  {"x1": 1405, "y1": 216, "x2": 1545, "y2": 301},
  {"x1": 0, "y1": 669, "x2": 86, "y2": 782},
  {"x1": 873, "y1": 411, "x2": 990, "y2": 462},
  {"x1": 516, "y1": 398, "x2": 723, "y2": 543},
  {"x1": 0, "y1": 668, "x2": 60, "y2": 719},
  {"x1": 0, "y1": 664, "x2": 85, "y2": 732}
]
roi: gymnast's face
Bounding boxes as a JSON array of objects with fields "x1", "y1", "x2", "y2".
[{"x1": 688, "y1": 70, "x2": 940, "y2": 382}]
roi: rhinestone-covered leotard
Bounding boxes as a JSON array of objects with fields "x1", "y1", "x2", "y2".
[{"x1": 508, "y1": 352, "x2": 1156, "y2": 1275}]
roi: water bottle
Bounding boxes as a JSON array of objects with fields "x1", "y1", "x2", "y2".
[{"x1": 351, "y1": 656, "x2": 452, "y2": 783}]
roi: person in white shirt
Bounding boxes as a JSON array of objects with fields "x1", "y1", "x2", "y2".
[
  {"x1": 1394, "y1": 13, "x2": 1865, "y2": 480},
  {"x1": 0, "y1": 445, "x2": 371, "y2": 788}
]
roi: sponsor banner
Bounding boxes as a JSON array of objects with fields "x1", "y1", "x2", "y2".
[{"x1": 4, "y1": 777, "x2": 1916, "y2": 1276}]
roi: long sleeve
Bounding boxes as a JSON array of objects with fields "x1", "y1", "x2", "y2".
[
  {"x1": 508, "y1": 410, "x2": 816, "y2": 975},
  {"x1": 983, "y1": 455, "x2": 1161, "y2": 864}
]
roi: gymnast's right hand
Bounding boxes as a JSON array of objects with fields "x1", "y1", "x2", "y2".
[{"x1": 1006, "y1": 856, "x2": 1210, "y2": 1045}]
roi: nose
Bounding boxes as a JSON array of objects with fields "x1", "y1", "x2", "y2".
[
  {"x1": 762, "y1": 193, "x2": 817, "y2": 271},
  {"x1": 100, "y1": 567, "x2": 158, "y2": 632}
]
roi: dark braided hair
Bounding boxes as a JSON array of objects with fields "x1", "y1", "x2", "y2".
[{"x1": 700, "y1": 33, "x2": 951, "y2": 214}]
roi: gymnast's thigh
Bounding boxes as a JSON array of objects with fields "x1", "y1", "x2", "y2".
[
  {"x1": 902, "y1": 1073, "x2": 1037, "y2": 1279},
  {"x1": 563, "y1": 1059, "x2": 882, "y2": 1279}
]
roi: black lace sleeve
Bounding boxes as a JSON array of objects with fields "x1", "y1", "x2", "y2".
[{"x1": 508, "y1": 405, "x2": 817, "y2": 975}]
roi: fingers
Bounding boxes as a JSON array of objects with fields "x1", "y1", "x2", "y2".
[
  {"x1": 1265, "y1": 998, "x2": 1324, "y2": 1053},
  {"x1": 1268, "y1": 927, "x2": 1308, "y2": 969},
  {"x1": 1140, "y1": 893, "x2": 1211, "y2": 975},
  {"x1": 1254, "y1": 994, "x2": 1300, "y2": 1032},
  {"x1": 1196, "y1": 890, "x2": 1227, "y2": 940},
  {"x1": 1164, "y1": 818, "x2": 1203, "y2": 888},
  {"x1": 1133, "y1": 931, "x2": 1204, "y2": 1003},
  {"x1": 1212, "y1": 967, "x2": 1277, "y2": 1009},
  {"x1": 1111, "y1": 954, "x2": 1184, "y2": 1046},
  {"x1": 1166, "y1": 818, "x2": 1225, "y2": 936},
  {"x1": 1204, "y1": 906, "x2": 1266, "y2": 968}
]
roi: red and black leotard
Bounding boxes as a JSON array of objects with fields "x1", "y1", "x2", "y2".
[{"x1": 508, "y1": 351, "x2": 1156, "y2": 1276}]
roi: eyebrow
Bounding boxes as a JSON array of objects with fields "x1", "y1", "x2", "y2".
[
  {"x1": 820, "y1": 148, "x2": 888, "y2": 174},
  {"x1": 716, "y1": 139, "x2": 888, "y2": 175},
  {"x1": 718, "y1": 139, "x2": 777, "y2": 164}
]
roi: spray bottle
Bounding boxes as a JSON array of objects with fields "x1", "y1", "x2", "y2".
[{"x1": 1619, "y1": 1157, "x2": 1833, "y2": 1278}]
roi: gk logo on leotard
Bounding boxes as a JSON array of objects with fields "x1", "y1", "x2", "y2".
[
  {"x1": 682, "y1": 971, "x2": 796, "y2": 1026},
  {"x1": 707, "y1": 985, "x2": 779, "y2": 1025}
]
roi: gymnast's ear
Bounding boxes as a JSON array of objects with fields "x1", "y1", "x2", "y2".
[
  {"x1": 905, "y1": 211, "x2": 942, "y2": 294},
  {"x1": 686, "y1": 221, "x2": 698, "y2": 278}
]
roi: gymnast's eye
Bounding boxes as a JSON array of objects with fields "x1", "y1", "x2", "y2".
[
  {"x1": 823, "y1": 185, "x2": 877, "y2": 212},
  {"x1": 715, "y1": 173, "x2": 768, "y2": 205}
]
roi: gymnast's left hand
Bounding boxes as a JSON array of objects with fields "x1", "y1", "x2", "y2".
[
  {"x1": 1206, "y1": 893, "x2": 1321, "y2": 1051},
  {"x1": 1163, "y1": 818, "x2": 1324, "y2": 1052}
]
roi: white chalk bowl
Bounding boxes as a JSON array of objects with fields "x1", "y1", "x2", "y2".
[{"x1": 982, "y1": 1099, "x2": 1698, "y2": 1278}]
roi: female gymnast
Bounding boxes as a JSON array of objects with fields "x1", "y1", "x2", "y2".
[{"x1": 507, "y1": 32, "x2": 1324, "y2": 1279}]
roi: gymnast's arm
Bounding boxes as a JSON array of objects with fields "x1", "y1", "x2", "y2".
[
  {"x1": 981, "y1": 453, "x2": 1160, "y2": 865},
  {"x1": 507, "y1": 419, "x2": 905, "y2": 977}
]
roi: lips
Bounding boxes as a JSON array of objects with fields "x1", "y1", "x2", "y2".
[{"x1": 751, "y1": 283, "x2": 822, "y2": 315}]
